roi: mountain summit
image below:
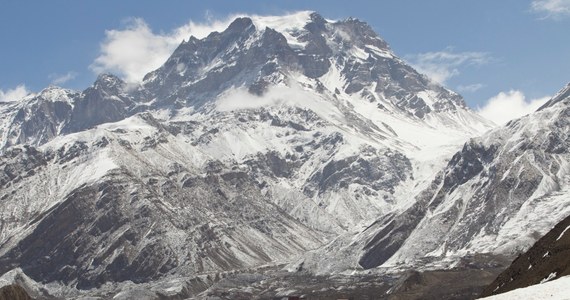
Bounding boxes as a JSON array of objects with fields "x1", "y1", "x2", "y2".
[{"x1": 142, "y1": 11, "x2": 472, "y2": 119}]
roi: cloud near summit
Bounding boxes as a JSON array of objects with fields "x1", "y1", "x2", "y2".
[
  {"x1": 90, "y1": 15, "x2": 236, "y2": 83},
  {"x1": 0, "y1": 85, "x2": 30, "y2": 102},
  {"x1": 405, "y1": 48, "x2": 490, "y2": 86},
  {"x1": 477, "y1": 90, "x2": 550, "y2": 125},
  {"x1": 531, "y1": 0, "x2": 570, "y2": 19}
]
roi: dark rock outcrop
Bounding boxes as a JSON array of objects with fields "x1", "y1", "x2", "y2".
[
  {"x1": 63, "y1": 74, "x2": 135, "y2": 133},
  {"x1": 480, "y1": 214, "x2": 570, "y2": 297}
]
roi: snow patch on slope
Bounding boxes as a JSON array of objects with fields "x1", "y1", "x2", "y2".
[
  {"x1": 250, "y1": 11, "x2": 313, "y2": 49},
  {"x1": 479, "y1": 275, "x2": 570, "y2": 300},
  {"x1": 37, "y1": 86, "x2": 75, "y2": 104}
]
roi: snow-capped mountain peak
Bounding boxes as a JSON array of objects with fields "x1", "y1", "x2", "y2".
[
  {"x1": 38, "y1": 86, "x2": 74, "y2": 101},
  {"x1": 139, "y1": 10, "x2": 486, "y2": 135},
  {"x1": 249, "y1": 11, "x2": 316, "y2": 46},
  {"x1": 0, "y1": 11, "x2": 501, "y2": 298}
]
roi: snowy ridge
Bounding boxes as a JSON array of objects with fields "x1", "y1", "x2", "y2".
[
  {"x1": 539, "y1": 82, "x2": 570, "y2": 110},
  {"x1": 0, "y1": 86, "x2": 77, "y2": 151},
  {"x1": 249, "y1": 11, "x2": 314, "y2": 49},
  {"x1": 37, "y1": 86, "x2": 75, "y2": 104}
]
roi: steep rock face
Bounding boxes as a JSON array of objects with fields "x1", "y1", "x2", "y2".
[
  {"x1": 142, "y1": 17, "x2": 281, "y2": 105},
  {"x1": 357, "y1": 83, "x2": 570, "y2": 269},
  {"x1": 480, "y1": 214, "x2": 570, "y2": 297},
  {"x1": 303, "y1": 147, "x2": 411, "y2": 197},
  {"x1": 0, "y1": 75, "x2": 138, "y2": 152},
  {"x1": 0, "y1": 87, "x2": 75, "y2": 149},
  {"x1": 63, "y1": 74, "x2": 137, "y2": 133},
  {"x1": 327, "y1": 18, "x2": 464, "y2": 118}
]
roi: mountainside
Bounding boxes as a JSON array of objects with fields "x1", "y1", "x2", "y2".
[
  {"x1": 335, "y1": 82, "x2": 570, "y2": 272},
  {"x1": 480, "y1": 275, "x2": 570, "y2": 300},
  {"x1": 0, "y1": 117, "x2": 326, "y2": 289},
  {"x1": 0, "y1": 11, "x2": 497, "y2": 297},
  {"x1": 0, "y1": 75, "x2": 140, "y2": 150},
  {"x1": 480, "y1": 213, "x2": 570, "y2": 297}
]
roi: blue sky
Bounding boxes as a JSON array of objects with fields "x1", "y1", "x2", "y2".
[{"x1": 1, "y1": 0, "x2": 569, "y2": 122}]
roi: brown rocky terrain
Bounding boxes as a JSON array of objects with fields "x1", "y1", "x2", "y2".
[{"x1": 0, "y1": 284, "x2": 32, "y2": 300}]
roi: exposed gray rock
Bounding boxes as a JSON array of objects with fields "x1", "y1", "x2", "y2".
[
  {"x1": 63, "y1": 74, "x2": 135, "y2": 133},
  {"x1": 304, "y1": 147, "x2": 411, "y2": 197},
  {"x1": 0, "y1": 146, "x2": 324, "y2": 289}
]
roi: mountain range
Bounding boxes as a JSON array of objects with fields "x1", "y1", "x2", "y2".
[{"x1": 0, "y1": 11, "x2": 567, "y2": 299}]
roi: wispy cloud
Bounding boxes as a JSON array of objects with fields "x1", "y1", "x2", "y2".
[
  {"x1": 406, "y1": 48, "x2": 491, "y2": 85},
  {"x1": 90, "y1": 14, "x2": 236, "y2": 83},
  {"x1": 457, "y1": 83, "x2": 485, "y2": 93},
  {"x1": 531, "y1": 0, "x2": 570, "y2": 19},
  {"x1": 477, "y1": 90, "x2": 550, "y2": 125},
  {"x1": 0, "y1": 85, "x2": 30, "y2": 102},
  {"x1": 49, "y1": 71, "x2": 78, "y2": 85}
]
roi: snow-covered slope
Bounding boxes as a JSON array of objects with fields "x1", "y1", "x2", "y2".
[
  {"x1": 0, "y1": 87, "x2": 76, "y2": 150},
  {"x1": 0, "y1": 11, "x2": 494, "y2": 292},
  {"x1": 479, "y1": 275, "x2": 570, "y2": 300},
  {"x1": 0, "y1": 114, "x2": 325, "y2": 289},
  {"x1": 0, "y1": 74, "x2": 139, "y2": 152},
  {"x1": 346, "y1": 83, "x2": 570, "y2": 271},
  {"x1": 481, "y1": 213, "x2": 570, "y2": 297}
]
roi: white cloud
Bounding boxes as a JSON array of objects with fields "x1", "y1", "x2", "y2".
[
  {"x1": 477, "y1": 90, "x2": 550, "y2": 125},
  {"x1": 0, "y1": 85, "x2": 30, "y2": 102},
  {"x1": 90, "y1": 15, "x2": 235, "y2": 83},
  {"x1": 49, "y1": 71, "x2": 78, "y2": 85},
  {"x1": 215, "y1": 82, "x2": 342, "y2": 119},
  {"x1": 406, "y1": 48, "x2": 490, "y2": 85},
  {"x1": 457, "y1": 83, "x2": 485, "y2": 93},
  {"x1": 531, "y1": 0, "x2": 570, "y2": 19}
]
